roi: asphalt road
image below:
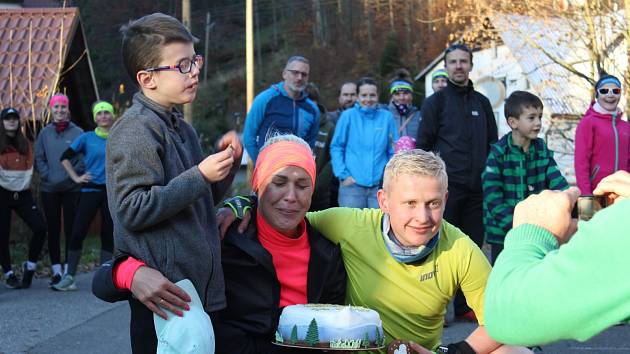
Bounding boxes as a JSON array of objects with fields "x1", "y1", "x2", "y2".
[{"x1": 1, "y1": 271, "x2": 628, "y2": 353}]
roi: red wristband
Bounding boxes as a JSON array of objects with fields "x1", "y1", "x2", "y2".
[{"x1": 113, "y1": 257, "x2": 145, "y2": 290}]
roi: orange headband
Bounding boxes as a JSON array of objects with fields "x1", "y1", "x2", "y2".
[{"x1": 251, "y1": 141, "x2": 316, "y2": 194}]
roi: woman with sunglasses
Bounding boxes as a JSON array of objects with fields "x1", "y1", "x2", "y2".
[{"x1": 575, "y1": 74, "x2": 630, "y2": 194}]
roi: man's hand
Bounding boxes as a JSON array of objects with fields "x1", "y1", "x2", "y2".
[
  {"x1": 593, "y1": 170, "x2": 630, "y2": 203},
  {"x1": 130, "y1": 266, "x2": 192, "y2": 320},
  {"x1": 216, "y1": 207, "x2": 252, "y2": 239},
  {"x1": 198, "y1": 148, "x2": 234, "y2": 183},
  {"x1": 217, "y1": 130, "x2": 243, "y2": 163},
  {"x1": 342, "y1": 176, "x2": 355, "y2": 187},
  {"x1": 513, "y1": 187, "x2": 580, "y2": 245},
  {"x1": 407, "y1": 342, "x2": 434, "y2": 354}
]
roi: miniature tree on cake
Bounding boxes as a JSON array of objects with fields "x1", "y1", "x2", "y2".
[
  {"x1": 305, "y1": 318, "x2": 320, "y2": 346},
  {"x1": 375, "y1": 328, "x2": 384, "y2": 346},
  {"x1": 361, "y1": 332, "x2": 370, "y2": 348},
  {"x1": 275, "y1": 330, "x2": 284, "y2": 343},
  {"x1": 290, "y1": 325, "x2": 298, "y2": 344}
]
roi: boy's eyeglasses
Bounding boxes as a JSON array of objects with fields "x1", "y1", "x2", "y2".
[
  {"x1": 145, "y1": 55, "x2": 204, "y2": 74},
  {"x1": 598, "y1": 87, "x2": 621, "y2": 95}
]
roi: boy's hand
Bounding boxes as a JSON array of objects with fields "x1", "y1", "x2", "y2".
[
  {"x1": 198, "y1": 149, "x2": 234, "y2": 182},
  {"x1": 217, "y1": 130, "x2": 243, "y2": 162}
]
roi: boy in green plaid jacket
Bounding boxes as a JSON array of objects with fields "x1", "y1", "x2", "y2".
[{"x1": 482, "y1": 91, "x2": 568, "y2": 263}]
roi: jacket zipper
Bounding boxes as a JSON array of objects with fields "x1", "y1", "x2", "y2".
[{"x1": 612, "y1": 113, "x2": 619, "y2": 171}]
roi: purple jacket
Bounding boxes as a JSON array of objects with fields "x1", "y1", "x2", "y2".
[{"x1": 574, "y1": 103, "x2": 630, "y2": 194}]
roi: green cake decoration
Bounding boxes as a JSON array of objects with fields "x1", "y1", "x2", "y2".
[
  {"x1": 275, "y1": 330, "x2": 283, "y2": 343},
  {"x1": 289, "y1": 325, "x2": 298, "y2": 344},
  {"x1": 305, "y1": 318, "x2": 320, "y2": 346}
]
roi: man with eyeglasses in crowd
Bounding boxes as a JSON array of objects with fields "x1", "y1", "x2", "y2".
[
  {"x1": 417, "y1": 43, "x2": 498, "y2": 322},
  {"x1": 243, "y1": 56, "x2": 320, "y2": 163}
]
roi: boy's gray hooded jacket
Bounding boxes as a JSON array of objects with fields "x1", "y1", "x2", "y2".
[
  {"x1": 106, "y1": 93, "x2": 232, "y2": 312},
  {"x1": 34, "y1": 122, "x2": 83, "y2": 192}
]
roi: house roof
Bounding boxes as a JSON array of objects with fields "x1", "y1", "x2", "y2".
[{"x1": 0, "y1": 7, "x2": 98, "y2": 127}]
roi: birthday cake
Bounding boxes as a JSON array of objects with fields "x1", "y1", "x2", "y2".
[{"x1": 275, "y1": 304, "x2": 385, "y2": 349}]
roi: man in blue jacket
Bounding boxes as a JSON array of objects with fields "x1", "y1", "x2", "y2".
[{"x1": 243, "y1": 56, "x2": 320, "y2": 162}]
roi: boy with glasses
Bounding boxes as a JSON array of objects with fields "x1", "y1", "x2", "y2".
[{"x1": 105, "y1": 13, "x2": 242, "y2": 352}]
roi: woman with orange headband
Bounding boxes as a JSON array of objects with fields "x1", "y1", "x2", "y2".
[{"x1": 92, "y1": 135, "x2": 346, "y2": 354}]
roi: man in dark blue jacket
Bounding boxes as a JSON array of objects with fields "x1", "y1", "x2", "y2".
[
  {"x1": 417, "y1": 43, "x2": 498, "y2": 321},
  {"x1": 243, "y1": 56, "x2": 320, "y2": 162}
]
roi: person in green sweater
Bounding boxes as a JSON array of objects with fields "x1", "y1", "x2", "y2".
[{"x1": 484, "y1": 170, "x2": 630, "y2": 346}]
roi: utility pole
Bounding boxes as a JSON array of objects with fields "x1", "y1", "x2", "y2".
[
  {"x1": 203, "y1": 12, "x2": 215, "y2": 82},
  {"x1": 246, "y1": 0, "x2": 254, "y2": 111},
  {"x1": 182, "y1": 0, "x2": 192, "y2": 124}
]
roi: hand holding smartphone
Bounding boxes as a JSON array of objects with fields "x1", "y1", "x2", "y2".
[{"x1": 572, "y1": 195, "x2": 610, "y2": 221}]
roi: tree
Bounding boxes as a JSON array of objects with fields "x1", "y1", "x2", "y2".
[
  {"x1": 441, "y1": 0, "x2": 630, "y2": 112},
  {"x1": 361, "y1": 332, "x2": 370, "y2": 348},
  {"x1": 290, "y1": 325, "x2": 298, "y2": 345},
  {"x1": 305, "y1": 319, "x2": 320, "y2": 346}
]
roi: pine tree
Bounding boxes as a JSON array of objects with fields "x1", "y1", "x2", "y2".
[
  {"x1": 361, "y1": 332, "x2": 370, "y2": 348},
  {"x1": 374, "y1": 328, "x2": 384, "y2": 346},
  {"x1": 305, "y1": 318, "x2": 320, "y2": 346},
  {"x1": 290, "y1": 325, "x2": 298, "y2": 344}
]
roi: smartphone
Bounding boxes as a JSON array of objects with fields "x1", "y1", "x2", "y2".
[{"x1": 572, "y1": 195, "x2": 609, "y2": 221}]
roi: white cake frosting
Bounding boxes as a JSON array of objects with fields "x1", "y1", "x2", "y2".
[{"x1": 276, "y1": 304, "x2": 384, "y2": 348}]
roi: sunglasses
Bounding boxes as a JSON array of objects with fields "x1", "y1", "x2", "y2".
[
  {"x1": 145, "y1": 55, "x2": 203, "y2": 74},
  {"x1": 598, "y1": 88, "x2": 621, "y2": 95}
]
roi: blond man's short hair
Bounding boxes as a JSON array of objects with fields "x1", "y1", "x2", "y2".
[{"x1": 383, "y1": 149, "x2": 448, "y2": 191}]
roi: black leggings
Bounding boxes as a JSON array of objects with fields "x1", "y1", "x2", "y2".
[
  {"x1": 129, "y1": 298, "x2": 158, "y2": 354},
  {"x1": 66, "y1": 190, "x2": 113, "y2": 275},
  {"x1": 0, "y1": 187, "x2": 47, "y2": 273},
  {"x1": 41, "y1": 191, "x2": 79, "y2": 265}
]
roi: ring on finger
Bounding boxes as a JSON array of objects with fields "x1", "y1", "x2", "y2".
[{"x1": 159, "y1": 298, "x2": 165, "y2": 305}]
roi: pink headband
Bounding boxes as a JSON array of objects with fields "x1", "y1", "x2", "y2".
[
  {"x1": 49, "y1": 94, "x2": 69, "y2": 108},
  {"x1": 251, "y1": 141, "x2": 316, "y2": 195}
]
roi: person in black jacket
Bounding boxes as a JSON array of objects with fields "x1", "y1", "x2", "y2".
[
  {"x1": 417, "y1": 43, "x2": 498, "y2": 321},
  {"x1": 92, "y1": 135, "x2": 346, "y2": 354}
]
